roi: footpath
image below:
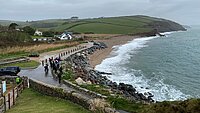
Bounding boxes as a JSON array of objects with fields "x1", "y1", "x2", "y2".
[{"x1": 19, "y1": 42, "x2": 120, "y2": 113}]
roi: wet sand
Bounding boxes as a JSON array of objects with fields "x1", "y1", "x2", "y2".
[{"x1": 89, "y1": 35, "x2": 139, "y2": 68}]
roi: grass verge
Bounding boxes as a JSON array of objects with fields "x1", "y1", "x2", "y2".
[
  {"x1": 0, "y1": 60, "x2": 40, "y2": 68},
  {"x1": 6, "y1": 88, "x2": 91, "y2": 113},
  {"x1": 108, "y1": 96, "x2": 144, "y2": 113},
  {"x1": 81, "y1": 84, "x2": 111, "y2": 96},
  {"x1": 0, "y1": 52, "x2": 28, "y2": 60}
]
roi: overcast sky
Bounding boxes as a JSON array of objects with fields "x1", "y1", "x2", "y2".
[{"x1": 0, "y1": 0, "x2": 199, "y2": 25}]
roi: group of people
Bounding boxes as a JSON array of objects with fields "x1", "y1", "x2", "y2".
[
  {"x1": 40, "y1": 46, "x2": 87, "y2": 84},
  {"x1": 41, "y1": 56, "x2": 63, "y2": 84}
]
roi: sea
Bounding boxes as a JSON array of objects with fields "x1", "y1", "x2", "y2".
[{"x1": 95, "y1": 26, "x2": 200, "y2": 102}]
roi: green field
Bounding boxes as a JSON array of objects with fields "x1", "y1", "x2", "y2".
[
  {"x1": 1, "y1": 15, "x2": 185, "y2": 34},
  {"x1": 43, "y1": 16, "x2": 155, "y2": 34},
  {"x1": 6, "y1": 88, "x2": 91, "y2": 113}
]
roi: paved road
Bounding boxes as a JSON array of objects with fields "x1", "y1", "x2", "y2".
[
  {"x1": 18, "y1": 42, "x2": 126, "y2": 113},
  {"x1": 19, "y1": 42, "x2": 94, "y2": 96}
]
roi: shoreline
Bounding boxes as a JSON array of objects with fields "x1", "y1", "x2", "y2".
[
  {"x1": 89, "y1": 35, "x2": 140, "y2": 68},
  {"x1": 66, "y1": 42, "x2": 155, "y2": 103}
]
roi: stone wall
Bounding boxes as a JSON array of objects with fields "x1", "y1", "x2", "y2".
[
  {"x1": 63, "y1": 80, "x2": 107, "y2": 99},
  {"x1": 29, "y1": 78, "x2": 91, "y2": 109},
  {"x1": 29, "y1": 78, "x2": 118, "y2": 113}
]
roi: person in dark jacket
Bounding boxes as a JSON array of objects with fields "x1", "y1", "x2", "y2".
[
  {"x1": 58, "y1": 66, "x2": 63, "y2": 84},
  {"x1": 44, "y1": 63, "x2": 49, "y2": 73}
]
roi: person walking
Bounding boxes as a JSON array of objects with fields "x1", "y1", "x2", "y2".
[
  {"x1": 59, "y1": 66, "x2": 63, "y2": 74},
  {"x1": 16, "y1": 76, "x2": 21, "y2": 84},
  {"x1": 41, "y1": 60, "x2": 44, "y2": 66},
  {"x1": 44, "y1": 63, "x2": 49, "y2": 73},
  {"x1": 58, "y1": 66, "x2": 63, "y2": 84},
  {"x1": 52, "y1": 61, "x2": 57, "y2": 73}
]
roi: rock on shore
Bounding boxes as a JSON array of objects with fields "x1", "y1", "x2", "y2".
[{"x1": 65, "y1": 41, "x2": 154, "y2": 103}]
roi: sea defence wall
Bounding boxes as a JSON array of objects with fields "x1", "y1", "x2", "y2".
[{"x1": 29, "y1": 78, "x2": 118, "y2": 113}]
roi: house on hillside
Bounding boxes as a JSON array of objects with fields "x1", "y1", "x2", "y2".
[
  {"x1": 71, "y1": 16, "x2": 79, "y2": 20},
  {"x1": 34, "y1": 30, "x2": 43, "y2": 36},
  {"x1": 55, "y1": 32, "x2": 73, "y2": 40}
]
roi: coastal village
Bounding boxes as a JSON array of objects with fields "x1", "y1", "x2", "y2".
[{"x1": 0, "y1": 14, "x2": 199, "y2": 113}]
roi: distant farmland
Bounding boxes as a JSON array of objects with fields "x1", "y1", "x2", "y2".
[{"x1": 0, "y1": 15, "x2": 186, "y2": 34}]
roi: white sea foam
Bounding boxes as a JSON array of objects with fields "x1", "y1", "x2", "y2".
[
  {"x1": 95, "y1": 35, "x2": 190, "y2": 101},
  {"x1": 160, "y1": 31, "x2": 174, "y2": 35}
]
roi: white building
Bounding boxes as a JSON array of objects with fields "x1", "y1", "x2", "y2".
[
  {"x1": 34, "y1": 30, "x2": 43, "y2": 36},
  {"x1": 57, "y1": 32, "x2": 73, "y2": 40}
]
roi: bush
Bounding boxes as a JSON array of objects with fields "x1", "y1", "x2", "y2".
[
  {"x1": 23, "y1": 26, "x2": 36, "y2": 36},
  {"x1": 108, "y1": 96, "x2": 143, "y2": 113},
  {"x1": 42, "y1": 31, "x2": 55, "y2": 37},
  {"x1": 62, "y1": 70, "x2": 74, "y2": 81},
  {"x1": 0, "y1": 30, "x2": 33, "y2": 47},
  {"x1": 141, "y1": 99, "x2": 200, "y2": 113}
]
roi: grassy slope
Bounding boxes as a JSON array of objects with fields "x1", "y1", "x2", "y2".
[
  {"x1": 141, "y1": 99, "x2": 200, "y2": 113},
  {"x1": 52, "y1": 16, "x2": 154, "y2": 34},
  {"x1": 1, "y1": 15, "x2": 185, "y2": 34},
  {"x1": 6, "y1": 88, "x2": 91, "y2": 113}
]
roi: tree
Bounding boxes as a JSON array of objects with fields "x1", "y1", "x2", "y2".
[
  {"x1": 9, "y1": 23, "x2": 18, "y2": 30},
  {"x1": 42, "y1": 31, "x2": 54, "y2": 37},
  {"x1": 23, "y1": 26, "x2": 36, "y2": 36}
]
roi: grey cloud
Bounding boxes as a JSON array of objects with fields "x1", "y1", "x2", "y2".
[{"x1": 0, "y1": 0, "x2": 199, "y2": 25}]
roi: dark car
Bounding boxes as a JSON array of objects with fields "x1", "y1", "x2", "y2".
[
  {"x1": 0, "y1": 66, "x2": 21, "y2": 76},
  {"x1": 28, "y1": 52, "x2": 40, "y2": 57}
]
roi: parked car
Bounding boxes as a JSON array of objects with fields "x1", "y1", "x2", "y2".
[
  {"x1": 28, "y1": 52, "x2": 39, "y2": 57},
  {"x1": 0, "y1": 66, "x2": 21, "y2": 76}
]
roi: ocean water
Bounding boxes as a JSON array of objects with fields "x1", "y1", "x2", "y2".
[{"x1": 95, "y1": 26, "x2": 200, "y2": 101}]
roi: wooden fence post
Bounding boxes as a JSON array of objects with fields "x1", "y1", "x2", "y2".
[
  {"x1": 13, "y1": 89, "x2": 15, "y2": 105},
  {"x1": 8, "y1": 93, "x2": 10, "y2": 109},
  {"x1": 17, "y1": 87, "x2": 19, "y2": 97},
  {"x1": 4, "y1": 96, "x2": 6, "y2": 112}
]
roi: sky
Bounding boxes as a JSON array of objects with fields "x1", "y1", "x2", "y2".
[{"x1": 0, "y1": 0, "x2": 199, "y2": 25}]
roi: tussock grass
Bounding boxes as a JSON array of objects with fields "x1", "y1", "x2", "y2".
[
  {"x1": 0, "y1": 42, "x2": 78, "y2": 54},
  {"x1": 0, "y1": 42, "x2": 79, "y2": 59}
]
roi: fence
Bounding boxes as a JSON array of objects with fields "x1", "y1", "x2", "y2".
[{"x1": 0, "y1": 77, "x2": 28, "y2": 113}]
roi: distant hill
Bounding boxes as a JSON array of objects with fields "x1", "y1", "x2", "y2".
[
  {"x1": 0, "y1": 15, "x2": 186, "y2": 35},
  {"x1": 0, "y1": 20, "x2": 27, "y2": 26}
]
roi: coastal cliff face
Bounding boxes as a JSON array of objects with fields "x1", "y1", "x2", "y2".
[{"x1": 147, "y1": 19, "x2": 187, "y2": 32}]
